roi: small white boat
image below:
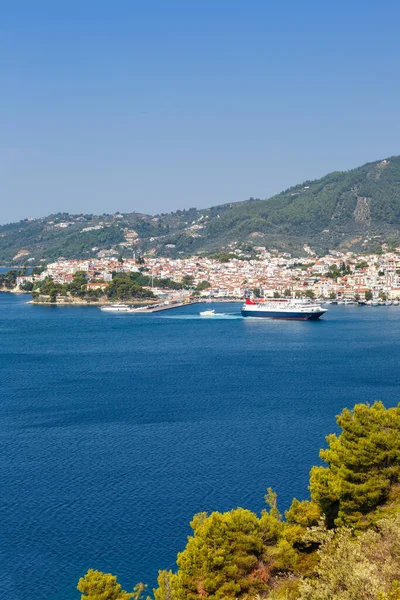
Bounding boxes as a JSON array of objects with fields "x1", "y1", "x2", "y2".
[
  {"x1": 393, "y1": 300, "x2": 399, "y2": 306},
  {"x1": 100, "y1": 304, "x2": 133, "y2": 312},
  {"x1": 200, "y1": 309, "x2": 216, "y2": 317}
]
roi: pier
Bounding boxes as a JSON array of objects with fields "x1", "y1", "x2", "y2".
[{"x1": 131, "y1": 301, "x2": 201, "y2": 313}]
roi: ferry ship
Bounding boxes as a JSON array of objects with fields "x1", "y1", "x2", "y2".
[{"x1": 241, "y1": 298, "x2": 327, "y2": 320}]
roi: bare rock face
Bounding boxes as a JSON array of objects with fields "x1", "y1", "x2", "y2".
[
  {"x1": 354, "y1": 196, "x2": 371, "y2": 224},
  {"x1": 13, "y1": 249, "x2": 30, "y2": 261}
]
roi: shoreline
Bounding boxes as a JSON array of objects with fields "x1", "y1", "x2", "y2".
[
  {"x1": 26, "y1": 299, "x2": 160, "y2": 306},
  {"x1": 26, "y1": 299, "x2": 244, "y2": 307},
  {"x1": 0, "y1": 288, "x2": 30, "y2": 294},
  {"x1": 1, "y1": 288, "x2": 243, "y2": 305}
]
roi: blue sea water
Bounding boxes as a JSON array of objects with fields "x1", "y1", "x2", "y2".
[
  {"x1": 1, "y1": 293, "x2": 400, "y2": 600},
  {"x1": 0, "y1": 267, "x2": 33, "y2": 273}
]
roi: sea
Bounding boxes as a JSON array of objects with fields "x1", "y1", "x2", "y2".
[{"x1": 1, "y1": 292, "x2": 400, "y2": 600}]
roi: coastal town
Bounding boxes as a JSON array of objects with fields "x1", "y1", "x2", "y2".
[{"x1": 10, "y1": 244, "x2": 400, "y2": 302}]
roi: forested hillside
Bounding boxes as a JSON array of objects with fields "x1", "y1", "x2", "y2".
[{"x1": 2, "y1": 156, "x2": 400, "y2": 265}]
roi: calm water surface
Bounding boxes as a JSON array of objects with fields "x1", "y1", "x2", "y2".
[{"x1": 1, "y1": 294, "x2": 399, "y2": 599}]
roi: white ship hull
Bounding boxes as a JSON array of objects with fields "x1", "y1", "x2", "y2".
[{"x1": 241, "y1": 299, "x2": 327, "y2": 320}]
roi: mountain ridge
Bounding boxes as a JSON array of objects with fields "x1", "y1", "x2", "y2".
[{"x1": 2, "y1": 155, "x2": 400, "y2": 264}]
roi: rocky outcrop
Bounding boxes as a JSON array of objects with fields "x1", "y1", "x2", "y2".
[{"x1": 353, "y1": 196, "x2": 371, "y2": 224}]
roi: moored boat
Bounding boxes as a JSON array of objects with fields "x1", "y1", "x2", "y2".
[
  {"x1": 241, "y1": 298, "x2": 327, "y2": 320},
  {"x1": 100, "y1": 304, "x2": 133, "y2": 312}
]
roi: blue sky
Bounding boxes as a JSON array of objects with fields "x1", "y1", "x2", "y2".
[{"x1": 1, "y1": 0, "x2": 400, "y2": 223}]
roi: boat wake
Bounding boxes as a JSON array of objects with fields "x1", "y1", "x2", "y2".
[{"x1": 161, "y1": 313, "x2": 242, "y2": 320}]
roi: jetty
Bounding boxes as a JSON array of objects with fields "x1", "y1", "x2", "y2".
[{"x1": 131, "y1": 301, "x2": 201, "y2": 313}]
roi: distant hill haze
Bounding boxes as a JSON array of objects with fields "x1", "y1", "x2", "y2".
[{"x1": 2, "y1": 156, "x2": 400, "y2": 264}]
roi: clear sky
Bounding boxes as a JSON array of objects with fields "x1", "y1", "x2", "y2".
[{"x1": 1, "y1": 0, "x2": 400, "y2": 224}]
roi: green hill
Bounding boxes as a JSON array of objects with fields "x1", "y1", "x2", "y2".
[{"x1": 2, "y1": 155, "x2": 400, "y2": 264}]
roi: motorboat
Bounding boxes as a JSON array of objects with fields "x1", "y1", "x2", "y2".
[{"x1": 200, "y1": 308, "x2": 216, "y2": 317}]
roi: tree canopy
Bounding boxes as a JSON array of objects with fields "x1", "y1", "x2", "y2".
[
  {"x1": 79, "y1": 402, "x2": 400, "y2": 600},
  {"x1": 310, "y1": 402, "x2": 400, "y2": 528},
  {"x1": 77, "y1": 569, "x2": 142, "y2": 600}
]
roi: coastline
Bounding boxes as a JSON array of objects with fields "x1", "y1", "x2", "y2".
[
  {"x1": 26, "y1": 298, "x2": 160, "y2": 306},
  {"x1": 1, "y1": 287, "x2": 242, "y2": 305},
  {"x1": 0, "y1": 288, "x2": 30, "y2": 294}
]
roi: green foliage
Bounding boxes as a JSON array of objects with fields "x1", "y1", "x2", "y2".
[
  {"x1": 0, "y1": 269, "x2": 22, "y2": 289},
  {"x1": 165, "y1": 508, "x2": 266, "y2": 600},
  {"x1": 325, "y1": 262, "x2": 351, "y2": 279},
  {"x1": 81, "y1": 401, "x2": 400, "y2": 600},
  {"x1": 181, "y1": 275, "x2": 194, "y2": 288},
  {"x1": 106, "y1": 273, "x2": 155, "y2": 301},
  {"x1": 365, "y1": 289, "x2": 373, "y2": 300},
  {"x1": 298, "y1": 515, "x2": 400, "y2": 600},
  {"x1": 77, "y1": 569, "x2": 144, "y2": 600},
  {"x1": 310, "y1": 402, "x2": 400, "y2": 528},
  {"x1": 259, "y1": 488, "x2": 285, "y2": 546},
  {"x1": 31, "y1": 271, "x2": 156, "y2": 303},
  {"x1": 33, "y1": 276, "x2": 63, "y2": 302},
  {"x1": 304, "y1": 290, "x2": 315, "y2": 299},
  {"x1": 154, "y1": 570, "x2": 174, "y2": 600},
  {"x1": 32, "y1": 265, "x2": 46, "y2": 275},
  {"x1": 196, "y1": 280, "x2": 211, "y2": 291},
  {"x1": 19, "y1": 280, "x2": 33, "y2": 291},
  {"x1": 284, "y1": 500, "x2": 321, "y2": 548},
  {"x1": 68, "y1": 271, "x2": 88, "y2": 298},
  {"x1": 32, "y1": 272, "x2": 89, "y2": 302}
]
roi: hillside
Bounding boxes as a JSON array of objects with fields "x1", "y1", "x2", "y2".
[{"x1": 2, "y1": 155, "x2": 400, "y2": 264}]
